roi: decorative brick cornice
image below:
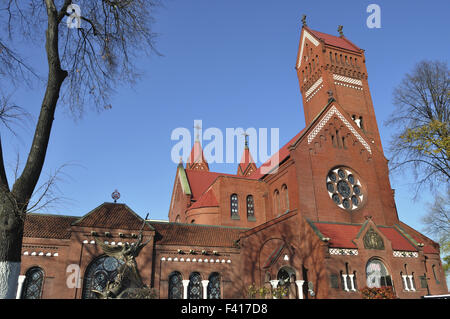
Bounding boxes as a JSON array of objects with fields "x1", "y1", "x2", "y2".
[{"x1": 307, "y1": 105, "x2": 372, "y2": 154}]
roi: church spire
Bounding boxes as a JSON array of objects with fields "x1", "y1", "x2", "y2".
[
  {"x1": 186, "y1": 122, "x2": 209, "y2": 171},
  {"x1": 237, "y1": 134, "x2": 257, "y2": 177},
  {"x1": 186, "y1": 140, "x2": 209, "y2": 171}
]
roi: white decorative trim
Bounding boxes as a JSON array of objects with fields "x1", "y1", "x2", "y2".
[
  {"x1": 297, "y1": 30, "x2": 320, "y2": 69},
  {"x1": 307, "y1": 106, "x2": 372, "y2": 154},
  {"x1": 393, "y1": 251, "x2": 418, "y2": 258},
  {"x1": 305, "y1": 77, "x2": 323, "y2": 98},
  {"x1": 335, "y1": 81, "x2": 363, "y2": 91},
  {"x1": 329, "y1": 248, "x2": 358, "y2": 256},
  {"x1": 23, "y1": 251, "x2": 58, "y2": 257},
  {"x1": 305, "y1": 77, "x2": 324, "y2": 102},
  {"x1": 159, "y1": 256, "x2": 231, "y2": 264},
  {"x1": 333, "y1": 74, "x2": 363, "y2": 86}
]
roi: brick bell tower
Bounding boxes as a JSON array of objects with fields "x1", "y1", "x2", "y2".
[{"x1": 295, "y1": 17, "x2": 383, "y2": 152}]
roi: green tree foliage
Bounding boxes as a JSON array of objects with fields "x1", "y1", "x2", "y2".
[
  {"x1": 387, "y1": 60, "x2": 449, "y2": 192},
  {"x1": 422, "y1": 188, "x2": 450, "y2": 274}
]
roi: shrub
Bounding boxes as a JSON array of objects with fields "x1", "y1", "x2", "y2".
[{"x1": 360, "y1": 286, "x2": 397, "y2": 299}]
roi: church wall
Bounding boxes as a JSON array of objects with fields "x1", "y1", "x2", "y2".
[
  {"x1": 239, "y1": 211, "x2": 332, "y2": 299},
  {"x1": 291, "y1": 111, "x2": 398, "y2": 225},
  {"x1": 261, "y1": 159, "x2": 299, "y2": 220},
  {"x1": 185, "y1": 206, "x2": 219, "y2": 225},
  {"x1": 20, "y1": 237, "x2": 75, "y2": 299},
  {"x1": 215, "y1": 177, "x2": 268, "y2": 228},
  {"x1": 152, "y1": 244, "x2": 242, "y2": 298},
  {"x1": 168, "y1": 172, "x2": 191, "y2": 223}
]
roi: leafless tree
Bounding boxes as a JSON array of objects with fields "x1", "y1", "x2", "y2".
[
  {"x1": 0, "y1": 0, "x2": 160, "y2": 298},
  {"x1": 386, "y1": 60, "x2": 449, "y2": 195}
]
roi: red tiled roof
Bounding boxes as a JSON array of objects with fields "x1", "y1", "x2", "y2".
[
  {"x1": 185, "y1": 169, "x2": 237, "y2": 201},
  {"x1": 150, "y1": 222, "x2": 246, "y2": 248},
  {"x1": 188, "y1": 188, "x2": 219, "y2": 210},
  {"x1": 313, "y1": 222, "x2": 361, "y2": 248},
  {"x1": 73, "y1": 203, "x2": 152, "y2": 230},
  {"x1": 309, "y1": 29, "x2": 361, "y2": 52},
  {"x1": 378, "y1": 227, "x2": 416, "y2": 252},
  {"x1": 313, "y1": 222, "x2": 418, "y2": 251},
  {"x1": 378, "y1": 227, "x2": 417, "y2": 251},
  {"x1": 398, "y1": 222, "x2": 440, "y2": 254},
  {"x1": 24, "y1": 214, "x2": 78, "y2": 239}
]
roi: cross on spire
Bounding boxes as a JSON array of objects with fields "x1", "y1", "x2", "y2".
[
  {"x1": 242, "y1": 132, "x2": 249, "y2": 148},
  {"x1": 194, "y1": 123, "x2": 202, "y2": 142},
  {"x1": 301, "y1": 14, "x2": 307, "y2": 27}
]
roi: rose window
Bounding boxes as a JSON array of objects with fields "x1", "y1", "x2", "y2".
[{"x1": 326, "y1": 167, "x2": 364, "y2": 211}]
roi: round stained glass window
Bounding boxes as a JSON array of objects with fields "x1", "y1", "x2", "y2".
[{"x1": 326, "y1": 167, "x2": 365, "y2": 211}]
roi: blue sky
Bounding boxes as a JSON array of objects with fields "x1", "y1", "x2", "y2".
[{"x1": 1, "y1": 0, "x2": 449, "y2": 241}]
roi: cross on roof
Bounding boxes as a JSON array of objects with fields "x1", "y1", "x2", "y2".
[
  {"x1": 194, "y1": 123, "x2": 202, "y2": 141},
  {"x1": 242, "y1": 132, "x2": 249, "y2": 147}
]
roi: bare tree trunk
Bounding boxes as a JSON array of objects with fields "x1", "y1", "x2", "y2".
[{"x1": 0, "y1": 1, "x2": 67, "y2": 299}]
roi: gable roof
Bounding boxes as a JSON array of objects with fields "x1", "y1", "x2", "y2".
[
  {"x1": 150, "y1": 221, "x2": 246, "y2": 248},
  {"x1": 72, "y1": 202, "x2": 153, "y2": 231},
  {"x1": 185, "y1": 169, "x2": 240, "y2": 201},
  {"x1": 24, "y1": 214, "x2": 79, "y2": 239},
  {"x1": 308, "y1": 28, "x2": 361, "y2": 52}
]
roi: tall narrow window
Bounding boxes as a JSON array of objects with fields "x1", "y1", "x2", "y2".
[
  {"x1": 207, "y1": 273, "x2": 221, "y2": 299},
  {"x1": 188, "y1": 272, "x2": 202, "y2": 299},
  {"x1": 168, "y1": 272, "x2": 183, "y2": 299},
  {"x1": 281, "y1": 184, "x2": 289, "y2": 212},
  {"x1": 246, "y1": 195, "x2": 255, "y2": 219},
  {"x1": 231, "y1": 194, "x2": 239, "y2": 218},
  {"x1": 21, "y1": 267, "x2": 44, "y2": 299},
  {"x1": 274, "y1": 190, "x2": 280, "y2": 216}
]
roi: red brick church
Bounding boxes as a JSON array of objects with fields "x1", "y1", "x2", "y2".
[{"x1": 18, "y1": 22, "x2": 448, "y2": 299}]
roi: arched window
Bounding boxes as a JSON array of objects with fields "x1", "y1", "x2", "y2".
[
  {"x1": 281, "y1": 184, "x2": 289, "y2": 212},
  {"x1": 273, "y1": 189, "x2": 280, "y2": 216},
  {"x1": 207, "y1": 273, "x2": 221, "y2": 299},
  {"x1": 246, "y1": 195, "x2": 255, "y2": 219},
  {"x1": 366, "y1": 259, "x2": 392, "y2": 288},
  {"x1": 188, "y1": 272, "x2": 202, "y2": 299},
  {"x1": 82, "y1": 255, "x2": 123, "y2": 299},
  {"x1": 230, "y1": 194, "x2": 239, "y2": 218},
  {"x1": 168, "y1": 271, "x2": 183, "y2": 299},
  {"x1": 21, "y1": 267, "x2": 44, "y2": 299}
]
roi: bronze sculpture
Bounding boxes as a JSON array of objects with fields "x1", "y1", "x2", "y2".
[{"x1": 92, "y1": 214, "x2": 155, "y2": 299}]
